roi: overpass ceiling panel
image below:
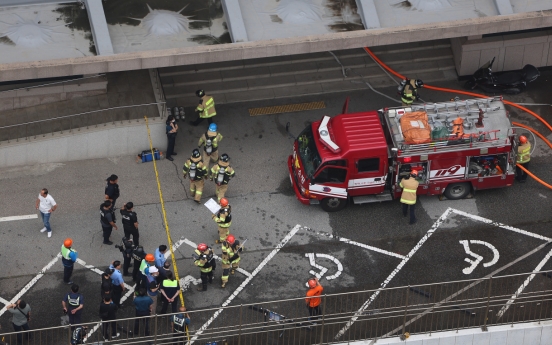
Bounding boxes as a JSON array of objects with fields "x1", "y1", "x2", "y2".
[
  {"x1": 0, "y1": 3, "x2": 95, "y2": 64},
  {"x1": 102, "y1": 0, "x2": 231, "y2": 54},
  {"x1": 239, "y1": 0, "x2": 364, "y2": 41}
]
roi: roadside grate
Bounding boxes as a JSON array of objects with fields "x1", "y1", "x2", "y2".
[{"x1": 249, "y1": 101, "x2": 325, "y2": 116}]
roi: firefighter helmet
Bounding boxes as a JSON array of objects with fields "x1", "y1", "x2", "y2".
[
  {"x1": 220, "y1": 197, "x2": 229, "y2": 207},
  {"x1": 197, "y1": 243, "x2": 208, "y2": 252},
  {"x1": 307, "y1": 278, "x2": 318, "y2": 289},
  {"x1": 226, "y1": 234, "x2": 235, "y2": 245},
  {"x1": 64, "y1": 238, "x2": 73, "y2": 248},
  {"x1": 208, "y1": 123, "x2": 217, "y2": 132},
  {"x1": 145, "y1": 254, "x2": 155, "y2": 262},
  {"x1": 196, "y1": 89, "x2": 205, "y2": 97},
  {"x1": 192, "y1": 149, "x2": 201, "y2": 158},
  {"x1": 519, "y1": 135, "x2": 528, "y2": 144},
  {"x1": 220, "y1": 154, "x2": 230, "y2": 163},
  {"x1": 414, "y1": 79, "x2": 424, "y2": 88},
  {"x1": 411, "y1": 170, "x2": 418, "y2": 177}
]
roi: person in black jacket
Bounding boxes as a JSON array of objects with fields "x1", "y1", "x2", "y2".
[
  {"x1": 100, "y1": 201, "x2": 118, "y2": 245},
  {"x1": 165, "y1": 115, "x2": 178, "y2": 161},
  {"x1": 99, "y1": 296, "x2": 119, "y2": 340},
  {"x1": 120, "y1": 202, "x2": 139, "y2": 246},
  {"x1": 104, "y1": 175, "x2": 120, "y2": 208},
  {"x1": 101, "y1": 268, "x2": 114, "y2": 301}
]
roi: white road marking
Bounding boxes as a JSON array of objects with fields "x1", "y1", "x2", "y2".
[
  {"x1": 0, "y1": 253, "x2": 61, "y2": 316},
  {"x1": 166, "y1": 236, "x2": 187, "y2": 259},
  {"x1": 312, "y1": 231, "x2": 406, "y2": 260},
  {"x1": 0, "y1": 214, "x2": 38, "y2": 222},
  {"x1": 182, "y1": 238, "x2": 253, "y2": 278},
  {"x1": 189, "y1": 224, "x2": 303, "y2": 344},
  {"x1": 0, "y1": 297, "x2": 10, "y2": 305},
  {"x1": 304, "y1": 253, "x2": 343, "y2": 286},
  {"x1": 305, "y1": 253, "x2": 328, "y2": 279},
  {"x1": 334, "y1": 208, "x2": 453, "y2": 340},
  {"x1": 497, "y1": 247, "x2": 552, "y2": 319},
  {"x1": 459, "y1": 240, "x2": 499, "y2": 274},
  {"x1": 451, "y1": 209, "x2": 552, "y2": 242}
]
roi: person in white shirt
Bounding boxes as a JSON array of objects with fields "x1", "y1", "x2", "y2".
[{"x1": 35, "y1": 188, "x2": 57, "y2": 238}]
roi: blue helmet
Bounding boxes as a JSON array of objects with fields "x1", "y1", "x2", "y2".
[{"x1": 208, "y1": 123, "x2": 217, "y2": 132}]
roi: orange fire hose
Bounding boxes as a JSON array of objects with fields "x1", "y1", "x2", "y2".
[{"x1": 363, "y1": 47, "x2": 552, "y2": 189}]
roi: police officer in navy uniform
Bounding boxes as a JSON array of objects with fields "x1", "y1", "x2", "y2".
[
  {"x1": 120, "y1": 202, "x2": 139, "y2": 246},
  {"x1": 105, "y1": 174, "x2": 120, "y2": 208},
  {"x1": 100, "y1": 201, "x2": 118, "y2": 245},
  {"x1": 132, "y1": 245, "x2": 146, "y2": 285}
]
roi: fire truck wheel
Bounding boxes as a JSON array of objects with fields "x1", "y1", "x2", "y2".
[
  {"x1": 443, "y1": 182, "x2": 471, "y2": 200},
  {"x1": 320, "y1": 197, "x2": 347, "y2": 212}
]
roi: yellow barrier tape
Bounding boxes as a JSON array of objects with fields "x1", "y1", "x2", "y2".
[{"x1": 144, "y1": 117, "x2": 189, "y2": 341}]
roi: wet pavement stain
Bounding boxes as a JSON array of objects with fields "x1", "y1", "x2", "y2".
[
  {"x1": 392, "y1": 1, "x2": 412, "y2": 9},
  {"x1": 53, "y1": 3, "x2": 96, "y2": 54},
  {"x1": 326, "y1": 0, "x2": 363, "y2": 32},
  {"x1": 102, "y1": 0, "x2": 230, "y2": 44},
  {"x1": 270, "y1": 14, "x2": 283, "y2": 23},
  {"x1": 0, "y1": 36, "x2": 15, "y2": 46}
]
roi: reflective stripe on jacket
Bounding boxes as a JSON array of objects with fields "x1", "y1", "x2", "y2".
[
  {"x1": 517, "y1": 142, "x2": 531, "y2": 164},
  {"x1": 399, "y1": 177, "x2": 419, "y2": 205},
  {"x1": 196, "y1": 96, "x2": 216, "y2": 118}
]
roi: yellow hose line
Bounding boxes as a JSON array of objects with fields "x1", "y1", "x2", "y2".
[{"x1": 144, "y1": 117, "x2": 190, "y2": 341}]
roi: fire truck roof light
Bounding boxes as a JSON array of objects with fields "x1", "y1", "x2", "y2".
[{"x1": 318, "y1": 116, "x2": 341, "y2": 153}]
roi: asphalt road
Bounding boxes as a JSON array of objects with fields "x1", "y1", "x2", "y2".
[{"x1": 0, "y1": 71, "x2": 551, "y2": 340}]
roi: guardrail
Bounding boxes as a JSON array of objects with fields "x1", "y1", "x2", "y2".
[
  {"x1": 0, "y1": 102, "x2": 165, "y2": 144},
  {"x1": 2, "y1": 270, "x2": 552, "y2": 344}
]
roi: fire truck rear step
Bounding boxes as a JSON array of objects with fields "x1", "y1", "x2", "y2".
[{"x1": 353, "y1": 194, "x2": 393, "y2": 205}]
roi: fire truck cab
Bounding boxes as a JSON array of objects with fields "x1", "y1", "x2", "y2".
[{"x1": 288, "y1": 96, "x2": 516, "y2": 212}]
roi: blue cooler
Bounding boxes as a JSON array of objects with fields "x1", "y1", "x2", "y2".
[{"x1": 141, "y1": 149, "x2": 161, "y2": 162}]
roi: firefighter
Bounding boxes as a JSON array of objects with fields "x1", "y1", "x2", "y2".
[
  {"x1": 210, "y1": 153, "x2": 235, "y2": 201},
  {"x1": 183, "y1": 149, "x2": 208, "y2": 204},
  {"x1": 305, "y1": 278, "x2": 323, "y2": 321},
  {"x1": 400, "y1": 169, "x2": 419, "y2": 225},
  {"x1": 212, "y1": 198, "x2": 232, "y2": 244},
  {"x1": 400, "y1": 79, "x2": 423, "y2": 106},
  {"x1": 194, "y1": 243, "x2": 215, "y2": 292},
  {"x1": 515, "y1": 135, "x2": 531, "y2": 183},
  {"x1": 220, "y1": 234, "x2": 243, "y2": 288},
  {"x1": 198, "y1": 123, "x2": 223, "y2": 169},
  {"x1": 191, "y1": 90, "x2": 216, "y2": 126}
]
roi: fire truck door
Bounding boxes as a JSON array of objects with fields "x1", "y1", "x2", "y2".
[
  {"x1": 309, "y1": 166, "x2": 348, "y2": 199},
  {"x1": 348, "y1": 157, "x2": 387, "y2": 196}
]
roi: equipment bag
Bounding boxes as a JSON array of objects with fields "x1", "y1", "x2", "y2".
[{"x1": 138, "y1": 149, "x2": 161, "y2": 163}]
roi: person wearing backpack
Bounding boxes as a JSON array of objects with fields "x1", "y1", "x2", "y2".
[
  {"x1": 6, "y1": 300, "x2": 31, "y2": 344},
  {"x1": 62, "y1": 284, "x2": 84, "y2": 328}
]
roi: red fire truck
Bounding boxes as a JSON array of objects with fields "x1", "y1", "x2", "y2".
[{"x1": 287, "y1": 96, "x2": 517, "y2": 212}]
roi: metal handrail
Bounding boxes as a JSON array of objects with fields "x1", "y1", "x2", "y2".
[
  {"x1": 1, "y1": 269, "x2": 552, "y2": 344},
  {"x1": 0, "y1": 74, "x2": 106, "y2": 95}
]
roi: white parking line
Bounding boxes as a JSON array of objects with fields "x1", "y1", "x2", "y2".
[
  {"x1": 334, "y1": 208, "x2": 453, "y2": 340},
  {"x1": 0, "y1": 214, "x2": 38, "y2": 222},
  {"x1": 189, "y1": 224, "x2": 303, "y2": 344},
  {"x1": 0, "y1": 253, "x2": 61, "y2": 316},
  {"x1": 313, "y1": 231, "x2": 406, "y2": 260},
  {"x1": 497, "y1": 247, "x2": 552, "y2": 319},
  {"x1": 182, "y1": 238, "x2": 253, "y2": 278},
  {"x1": 0, "y1": 297, "x2": 10, "y2": 305},
  {"x1": 451, "y1": 209, "x2": 552, "y2": 242}
]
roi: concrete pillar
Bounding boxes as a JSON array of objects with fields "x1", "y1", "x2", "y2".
[{"x1": 221, "y1": 0, "x2": 249, "y2": 43}]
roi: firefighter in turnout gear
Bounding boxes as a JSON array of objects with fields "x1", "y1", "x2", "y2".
[
  {"x1": 221, "y1": 234, "x2": 243, "y2": 288},
  {"x1": 515, "y1": 135, "x2": 531, "y2": 183},
  {"x1": 193, "y1": 243, "x2": 215, "y2": 292},
  {"x1": 183, "y1": 149, "x2": 208, "y2": 203},
  {"x1": 400, "y1": 79, "x2": 423, "y2": 106},
  {"x1": 198, "y1": 123, "x2": 223, "y2": 168},
  {"x1": 213, "y1": 198, "x2": 232, "y2": 244},
  {"x1": 400, "y1": 169, "x2": 420, "y2": 225},
  {"x1": 191, "y1": 89, "x2": 216, "y2": 126},
  {"x1": 210, "y1": 153, "x2": 235, "y2": 201}
]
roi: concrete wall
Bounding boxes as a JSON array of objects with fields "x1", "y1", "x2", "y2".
[
  {"x1": 0, "y1": 11, "x2": 551, "y2": 82},
  {"x1": 452, "y1": 29, "x2": 552, "y2": 76},
  {"x1": 0, "y1": 118, "x2": 166, "y2": 168},
  {"x1": 346, "y1": 320, "x2": 552, "y2": 345},
  {"x1": 0, "y1": 78, "x2": 107, "y2": 111}
]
